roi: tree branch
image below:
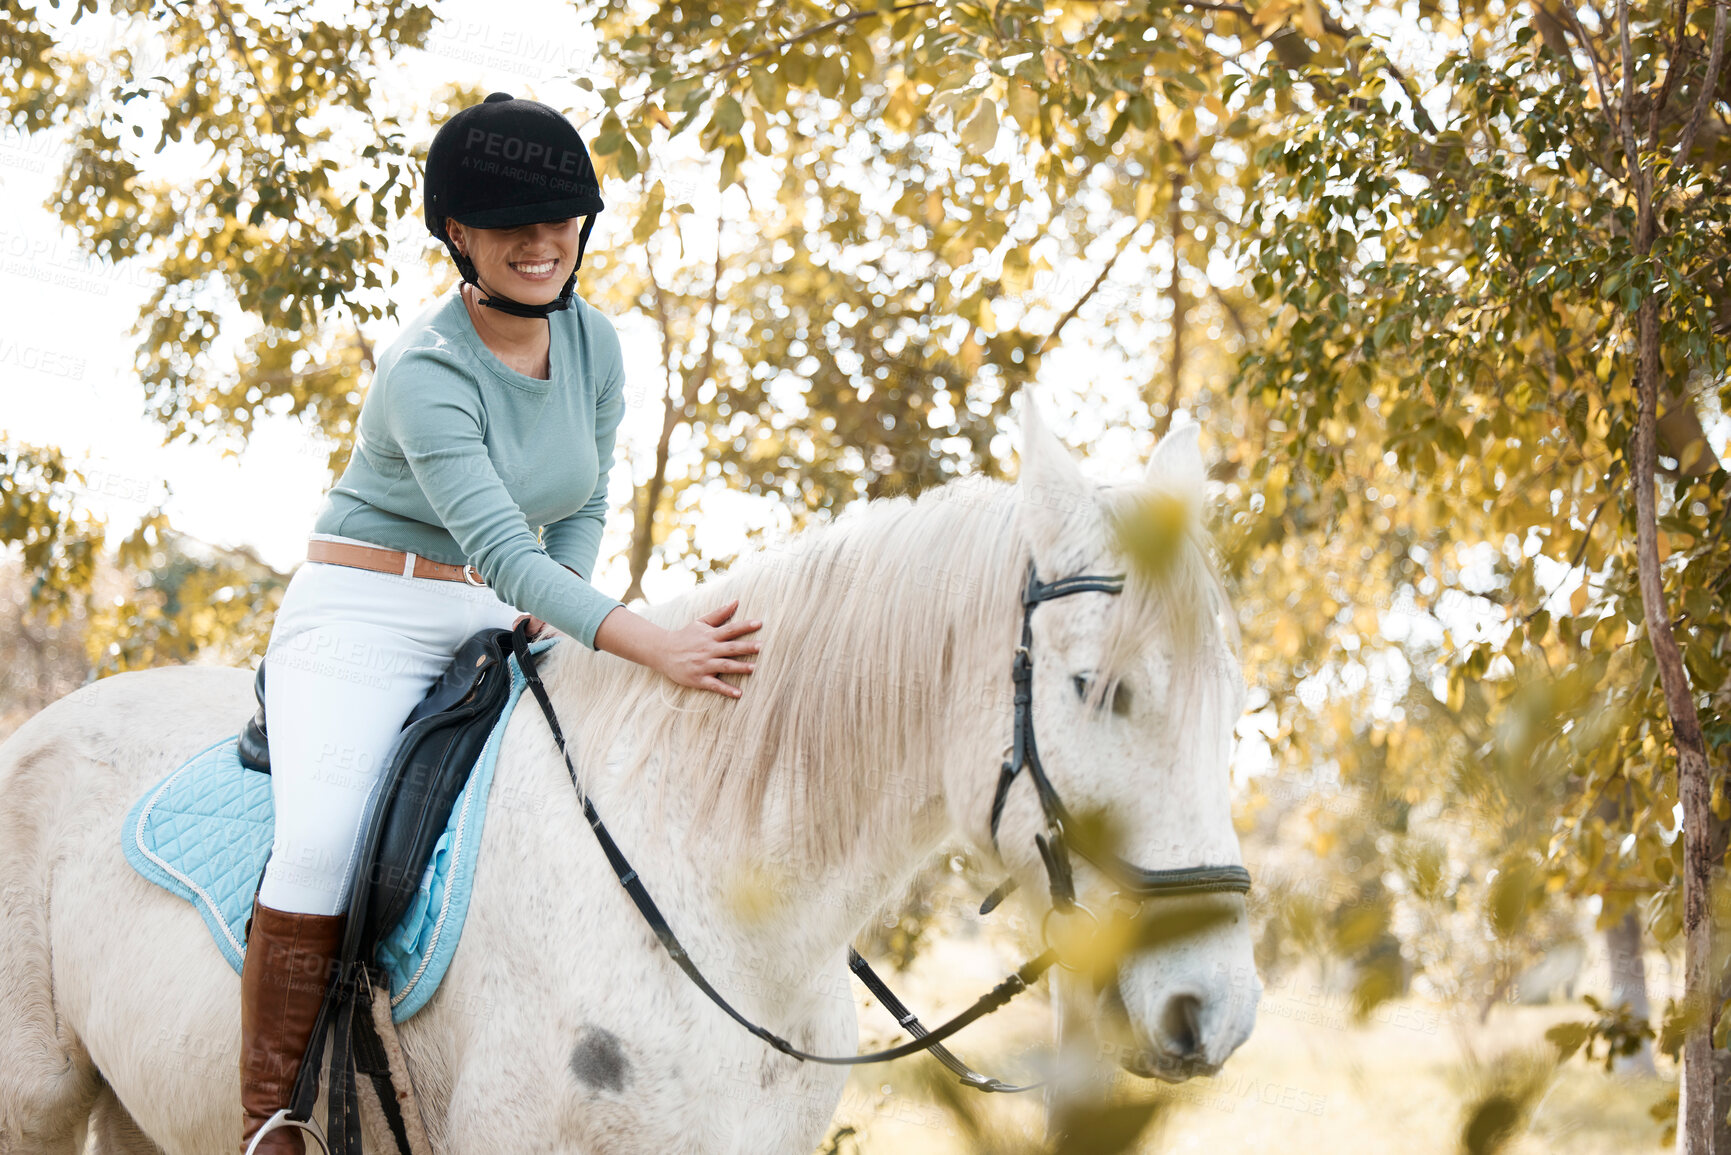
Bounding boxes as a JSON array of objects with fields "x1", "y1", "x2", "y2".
[
  {"x1": 1210, "y1": 283, "x2": 1253, "y2": 340},
  {"x1": 1677, "y1": 0, "x2": 1730, "y2": 159},
  {"x1": 624, "y1": 190, "x2": 729, "y2": 604},
  {"x1": 696, "y1": 2, "x2": 936, "y2": 82},
  {"x1": 1180, "y1": 0, "x2": 1438, "y2": 132},
  {"x1": 1544, "y1": 0, "x2": 1621, "y2": 121},
  {"x1": 1617, "y1": 0, "x2": 1656, "y2": 234},
  {"x1": 208, "y1": 0, "x2": 278, "y2": 139},
  {"x1": 1318, "y1": 11, "x2": 1438, "y2": 133},
  {"x1": 1647, "y1": 0, "x2": 1693, "y2": 147},
  {"x1": 1036, "y1": 217, "x2": 1150, "y2": 357},
  {"x1": 1155, "y1": 170, "x2": 1187, "y2": 440}
]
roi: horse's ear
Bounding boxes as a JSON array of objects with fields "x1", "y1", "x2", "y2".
[
  {"x1": 1144, "y1": 422, "x2": 1206, "y2": 494},
  {"x1": 1016, "y1": 394, "x2": 1091, "y2": 556}
]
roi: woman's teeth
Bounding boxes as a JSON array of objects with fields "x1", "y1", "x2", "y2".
[{"x1": 512, "y1": 259, "x2": 557, "y2": 276}]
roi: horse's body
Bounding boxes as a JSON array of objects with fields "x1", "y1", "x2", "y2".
[
  {"x1": 3, "y1": 664, "x2": 868, "y2": 1155},
  {"x1": 0, "y1": 408, "x2": 1260, "y2": 1154}
]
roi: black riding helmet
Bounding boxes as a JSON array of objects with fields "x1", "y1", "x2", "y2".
[{"x1": 424, "y1": 92, "x2": 604, "y2": 319}]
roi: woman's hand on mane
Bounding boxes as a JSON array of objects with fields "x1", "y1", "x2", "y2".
[{"x1": 594, "y1": 599, "x2": 761, "y2": 699}]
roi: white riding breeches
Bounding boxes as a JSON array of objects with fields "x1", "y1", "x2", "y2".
[{"x1": 258, "y1": 536, "x2": 524, "y2": 915}]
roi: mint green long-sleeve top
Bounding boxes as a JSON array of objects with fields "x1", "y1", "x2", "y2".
[{"x1": 311, "y1": 288, "x2": 626, "y2": 648}]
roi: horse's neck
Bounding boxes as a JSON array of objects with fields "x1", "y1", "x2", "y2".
[
  {"x1": 537, "y1": 499, "x2": 1023, "y2": 1013},
  {"x1": 563, "y1": 639, "x2": 1002, "y2": 1018},
  {"x1": 578, "y1": 712, "x2": 962, "y2": 1008}
]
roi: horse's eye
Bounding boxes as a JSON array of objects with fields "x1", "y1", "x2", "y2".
[{"x1": 1074, "y1": 673, "x2": 1132, "y2": 716}]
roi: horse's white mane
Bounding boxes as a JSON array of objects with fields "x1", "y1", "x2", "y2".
[{"x1": 545, "y1": 450, "x2": 1236, "y2": 858}]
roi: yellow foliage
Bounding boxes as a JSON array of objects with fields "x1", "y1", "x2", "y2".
[
  {"x1": 1134, "y1": 180, "x2": 1157, "y2": 222},
  {"x1": 722, "y1": 860, "x2": 788, "y2": 927},
  {"x1": 1252, "y1": 0, "x2": 1298, "y2": 31},
  {"x1": 883, "y1": 82, "x2": 920, "y2": 132},
  {"x1": 959, "y1": 98, "x2": 999, "y2": 154},
  {"x1": 1110, "y1": 491, "x2": 1192, "y2": 581},
  {"x1": 1006, "y1": 78, "x2": 1039, "y2": 134},
  {"x1": 974, "y1": 296, "x2": 996, "y2": 331}
]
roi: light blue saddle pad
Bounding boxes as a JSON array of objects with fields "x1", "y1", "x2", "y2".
[{"x1": 123, "y1": 638, "x2": 555, "y2": 1022}]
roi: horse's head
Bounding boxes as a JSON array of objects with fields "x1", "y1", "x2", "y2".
[{"x1": 957, "y1": 399, "x2": 1258, "y2": 1084}]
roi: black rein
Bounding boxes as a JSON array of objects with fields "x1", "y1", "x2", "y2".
[{"x1": 511, "y1": 622, "x2": 1051, "y2": 1092}]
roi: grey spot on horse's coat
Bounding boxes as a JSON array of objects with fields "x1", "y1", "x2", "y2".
[{"x1": 570, "y1": 1026, "x2": 631, "y2": 1093}]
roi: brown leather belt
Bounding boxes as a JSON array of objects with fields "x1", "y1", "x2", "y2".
[{"x1": 306, "y1": 538, "x2": 487, "y2": 586}]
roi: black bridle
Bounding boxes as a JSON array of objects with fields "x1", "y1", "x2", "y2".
[
  {"x1": 511, "y1": 560, "x2": 1250, "y2": 1094},
  {"x1": 987, "y1": 563, "x2": 1253, "y2": 921}
]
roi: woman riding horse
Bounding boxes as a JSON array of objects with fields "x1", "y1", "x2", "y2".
[{"x1": 240, "y1": 93, "x2": 762, "y2": 1154}]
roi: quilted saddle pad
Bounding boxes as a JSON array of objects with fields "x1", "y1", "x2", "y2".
[{"x1": 122, "y1": 638, "x2": 554, "y2": 1022}]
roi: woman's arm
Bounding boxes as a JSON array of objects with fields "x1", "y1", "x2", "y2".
[
  {"x1": 530, "y1": 354, "x2": 761, "y2": 697},
  {"x1": 384, "y1": 351, "x2": 757, "y2": 696}
]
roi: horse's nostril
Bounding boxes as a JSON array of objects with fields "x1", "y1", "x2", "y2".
[{"x1": 1161, "y1": 992, "x2": 1204, "y2": 1059}]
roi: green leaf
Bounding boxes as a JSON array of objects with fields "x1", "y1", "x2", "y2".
[
  {"x1": 714, "y1": 94, "x2": 744, "y2": 135},
  {"x1": 816, "y1": 53, "x2": 845, "y2": 99},
  {"x1": 959, "y1": 98, "x2": 999, "y2": 153},
  {"x1": 634, "y1": 180, "x2": 665, "y2": 243},
  {"x1": 1545, "y1": 1021, "x2": 1591, "y2": 1061}
]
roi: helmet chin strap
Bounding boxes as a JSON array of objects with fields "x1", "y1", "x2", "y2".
[
  {"x1": 444, "y1": 215, "x2": 595, "y2": 319},
  {"x1": 476, "y1": 271, "x2": 575, "y2": 318}
]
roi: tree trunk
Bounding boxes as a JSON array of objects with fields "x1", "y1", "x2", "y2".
[
  {"x1": 1152, "y1": 170, "x2": 1187, "y2": 440},
  {"x1": 622, "y1": 234, "x2": 727, "y2": 605},
  {"x1": 623, "y1": 384, "x2": 682, "y2": 605},
  {"x1": 1607, "y1": 910, "x2": 1658, "y2": 1077},
  {"x1": 1631, "y1": 293, "x2": 1728, "y2": 1152}
]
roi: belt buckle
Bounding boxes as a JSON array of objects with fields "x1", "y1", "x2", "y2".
[{"x1": 462, "y1": 564, "x2": 485, "y2": 587}]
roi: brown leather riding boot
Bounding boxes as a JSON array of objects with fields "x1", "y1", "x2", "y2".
[{"x1": 239, "y1": 898, "x2": 345, "y2": 1154}]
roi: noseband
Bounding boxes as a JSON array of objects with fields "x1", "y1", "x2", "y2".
[{"x1": 513, "y1": 559, "x2": 1251, "y2": 1095}]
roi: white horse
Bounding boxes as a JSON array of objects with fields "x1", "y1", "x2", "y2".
[{"x1": 0, "y1": 403, "x2": 1259, "y2": 1154}]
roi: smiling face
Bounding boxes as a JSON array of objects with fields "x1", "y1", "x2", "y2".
[
  {"x1": 983, "y1": 405, "x2": 1260, "y2": 1084},
  {"x1": 446, "y1": 216, "x2": 584, "y2": 305}
]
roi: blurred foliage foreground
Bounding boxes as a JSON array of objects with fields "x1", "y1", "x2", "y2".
[{"x1": 4, "y1": 0, "x2": 1730, "y2": 1149}]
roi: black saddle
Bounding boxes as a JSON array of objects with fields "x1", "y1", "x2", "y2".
[
  {"x1": 239, "y1": 619, "x2": 535, "y2": 1155},
  {"x1": 238, "y1": 622, "x2": 521, "y2": 951}
]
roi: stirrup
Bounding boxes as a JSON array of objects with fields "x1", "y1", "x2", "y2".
[{"x1": 244, "y1": 1108, "x2": 330, "y2": 1155}]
